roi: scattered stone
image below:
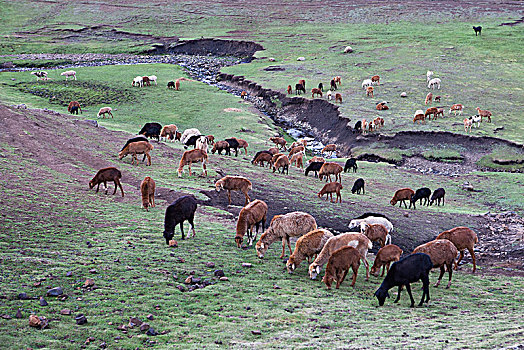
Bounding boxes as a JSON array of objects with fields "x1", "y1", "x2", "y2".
[
  {"x1": 205, "y1": 262, "x2": 215, "y2": 268},
  {"x1": 100, "y1": 342, "x2": 107, "y2": 349},
  {"x1": 89, "y1": 268, "x2": 97, "y2": 274},
  {"x1": 192, "y1": 278, "x2": 202, "y2": 284},
  {"x1": 86, "y1": 242, "x2": 93, "y2": 248},
  {"x1": 83, "y1": 279, "x2": 95, "y2": 288},
  {"x1": 85, "y1": 120, "x2": 98, "y2": 128},
  {"x1": 46, "y1": 287, "x2": 63, "y2": 297},
  {"x1": 84, "y1": 337, "x2": 94, "y2": 344},
  {"x1": 29, "y1": 315, "x2": 48, "y2": 329},
  {"x1": 39, "y1": 297, "x2": 48, "y2": 306},
  {"x1": 176, "y1": 285, "x2": 186, "y2": 292},
  {"x1": 60, "y1": 309, "x2": 71, "y2": 315},
  {"x1": 146, "y1": 314, "x2": 154, "y2": 321},
  {"x1": 168, "y1": 240, "x2": 178, "y2": 247},
  {"x1": 220, "y1": 277, "x2": 229, "y2": 281},
  {"x1": 117, "y1": 324, "x2": 127, "y2": 331},
  {"x1": 184, "y1": 276, "x2": 193, "y2": 284},
  {"x1": 18, "y1": 292, "x2": 30, "y2": 300},
  {"x1": 214, "y1": 270, "x2": 225, "y2": 277},
  {"x1": 75, "y1": 314, "x2": 88, "y2": 325},
  {"x1": 140, "y1": 323, "x2": 151, "y2": 332},
  {"x1": 1, "y1": 314, "x2": 12, "y2": 319},
  {"x1": 268, "y1": 57, "x2": 276, "y2": 62},
  {"x1": 33, "y1": 282, "x2": 41, "y2": 287},
  {"x1": 400, "y1": 92, "x2": 407, "y2": 98},
  {"x1": 297, "y1": 57, "x2": 305, "y2": 61},
  {"x1": 129, "y1": 317, "x2": 143, "y2": 327},
  {"x1": 177, "y1": 258, "x2": 185, "y2": 263},
  {"x1": 403, "y1": 212, "x2": 410, "y2": 218},
  {"x1": 146, "y1": 328, "x2": 159, "y2": 336},
  {"x1": 66, "y1": 271, "x2": 73, "y2": 277},
  {"x1": 15, "y1": 309, "x2": 23, "y2": 318},
  {"x1": 251, "y1": 330, "x2": 262, "y2": 335},
  {"x1": 241, "y1": 263, "x2": 252, "y2": 268}
]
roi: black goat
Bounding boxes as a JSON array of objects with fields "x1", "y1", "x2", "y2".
[
  {"x1": 430, "y1": 188, "x2": 445, "y2": 206},
  {"x1": 305, "y1": 161, "x2": 324, "y2": 177},
  {"x1": 374, "y1": 253, "x2": 433, "y2": 307},
  {"x1": 225, "y1": 138, "x2": 240, "y2": 157},
  {"x1": 344, "y1": 158, "x2": 358, "y2": 173},
  {"x1": 251, "y1": 150, "x2": 272, "y2": 164},
  {"x1": 167, "y1": 81, "x2": 175, "y2": 89},
  {"x1": 473, "y1": 26, "x2": 482, "y2": 36},
  {"x1": 353, "y1": 121, "x2": 362, "y2": 134},
  {"x1": 163, "y1": 195, "x2": 198, "y2": 242},
  {"x1": 351, "y1": 178, "x2": 365, "y2": 194},
  {"x1": 353, "y1": 212, "x2": 390, "y2": 221},
  {"x1": 295, "y1": 83, "x2": 306, "y2": 95},
  {"x1": 318, "y1": 82, "x2": 324, "y2": 92},
  {"x1": 330, "y1": 79, "x2": 337, "y2": 91},
  {"x1": 410, "y1": 187, "x2": 432, "y2": 209},
  {"x1": 139, "y1": 122, "x2": 162, "y2": 141},
  {"x1": 184, "y1": 134, "x2": 203, "y2": 149}
]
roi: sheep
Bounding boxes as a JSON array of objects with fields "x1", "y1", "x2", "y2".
[
  {"x1": 473, "y1": 26, "x2": 482, "y2": 36},
  {"x1": 255, "y1": 211, "x2": 317, "y2": 259},
  {"x1": 177, "y1": 149, "x2": 208, "y2": 177},
  {"x1": 215, "y1": 176, "x2": 252, "y2": 206},
  {"x1": 344, "y1": 46, "x2": 353, "y2": 53},
  {"x1": 371, "y1": 75, "x2": 380, "y2": 85},
  {"x1": 321, "y1": 144, "x2": 336, "y2": 157},
  {"x1": 68, "y1": 101, "x2": 82, "y2": 115},
  {"x1": 362, "y1": 79, "x2": 372, "y2": 89},
  {"x1": 184, "y1": 134, "x2": 204, "y2": 149},
  {"x1": 344, "y1": 158, "x2": 358, "y2": 173},
  {"x1": 318, "y1": 182, "x2": 343, "y2": 203},
  {"x1": 311, "y1": 88, "x2": 323, "y2": 98},
  {"x1": 430, "y1": 187, "x2": 445, "y2": 206},
  {"x1": 476, "y1": 107, "x2": 492, "y2": 123},
  {"x1": 30, "y1": 71, "x2": 48, "y2": 81},
  {"x1": 180, "y1": 128, "x2": 201, "y2": 145},
  {"x1": 286, "y1": 229, "x2": 334, "y2": 273},
  {"x1": 289, "y1": 145, "x2": 305, "y2": 158},
  {"x1": 309, "y1": 233, "x2": 372, "y2": 280},
  {"x1": 351, "y1": 178, "x2": 365, "y2": 195},
  {"x1": 148, "y1": 75, "x2": 157, "y2": 85},
  {"x1": 374, "y1": 253, "x2": 433, "y2": 307},
  {"x1": 390, "y1": 188, "x2": 415, "y2": 208},
  {"x1": 348, "y1": 216, "x2": 394, "y2": 234},
  {"x1": 89, "y1": 167, "x2": 124, "y2": 197},
  {"x1": 449, "y1": 104, "x2": 464, "y2": 116},
  {"x1": 290, "y1": 153, "x2": 304, "y2": 169},
  {"x1": 425, "y1": 107, "x2": 438, "y2": 120},
  {"x1": 268, "y1": 147, "x2": 279, "y2": 155},
  {"x1": 360, "y1": 223, "x2": 390, "y2": 247},
  {"x1": 163, "y1": 195, "x2": 197, "y2": 242},
  {"x1": 409, "y1": 187, "x2": 432, "y2": 209},
  {"x1": 425, "y1": 92, "x2": 433, "y2": 105},
  {"x1": 235, "y1": 199, "x2": 268, "y2": 248},
  {"x1": 252, "y1": 151, "x2": 273, "y2": 167},
  {"x1": 287, "y1": 85, "x2": 292, "y2": 94},
  {"x1": 139, "y1": 122, "x2": 162, "y2": 141},
  {"x1": 160, "y1": 124, "x2": 178, "y2": 142},
  {"x1": 140, "y1": 176, "x2": 155, "y2": 211},
  {"x1": 413, "y1": 239, "x2": 458, "y2": 288},
  {"x1": 330, "y1": 79, "x2": 337, "y2": 91},
  {"x1": 212, "y1": 140, "x2": 231, "y2": 155},
  {"x1": 118, "y1": 141, "x2": 153, "y2": 166},
  {"x1": 60, "y1": 70, "x2": 76, "y2": 80},
  {"x1": 142, "y1": 76, "x2": 151, "y2": 87},
  {"x1": 319, "y1": 162, "x2": 343, "y2": 183},
  {"x1": 133, "y1": 76, "x2": 143, "y2": 87},
  {"x1": 464, "y1": 117, "x2": 473, "y2": 133},
  {"x1": 353, "y1": 212, "x2": 391, "y2": 220},
  {"x1": 413, "y1": 110, "x2": 425, "y2": 124},
  {"x1": 366, "y1": 86, "x2": 374, "y2": 97},
  {"x1": 305, "y1": 161, "x2": 324, "y2": 177},
  {"x1": 327, "y1": 90, "x2": 333, "y2": 100},
  {"x1": 370, "y1": 244, "x2": 403, "y2": 277},
  {"x1": 426, "y1": 70, "x2": 434, "y2": 83},
  {"x1": 270, "y1": 153, "x2": 283, "y2": 167},
  {"x1": 322, "y1": 246, "x2": 361, "y2": 289},
  {"x1": 272, "y1": 155, "x2": 290, "y2": 175},
  {"x1": 470, "y1": 114, "x2": 482, "y2": 128},
  {"x1": 269, "y1": 137, "x2": 287, "y2": 150},
  {"x1": 428, "y1": 77, "x2": 441, "y2": 89},
  {"x1": 309, "y1": 156, "x2": 324, "y2": 164},
  {"x1": 295, "y1": 83, "x2": 306, "y2": 95},
  {"x1": 97, "y1": 107, "x2": 113, "y2": 118},
  {"x1": 335, "y1": 93, "x2": 342, "y2": 103},
  {"x1": 436, "y1": 227, "x2": 478, "y2": 273}
]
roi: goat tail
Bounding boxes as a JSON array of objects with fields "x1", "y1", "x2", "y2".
[{"x1": 386, "y1": 234, "x2": 391, "y2": 245}]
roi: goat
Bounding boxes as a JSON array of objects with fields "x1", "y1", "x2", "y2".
[
  {"x1": 163, "y1": 195, "x2": 197, "y2": 242},
  {"x1": 268, "y1": 147, "x2": 279, "y2": 155},
  {"x1": 177, "y1": 149, "x2": 208, "y2": 177},
  {"x1": 426, "y1": 71, "x2": 434, "y2": 83},
  {"x1": 30, "y1": 71, "x2": 48, "y2": 81},
  {"x1": 373, "y1": 117, "x2": 385, "y2": 129},
  {"x1": 311, "y1": 88, "x2": 323, "y2": 98},
  {"x1": 436, "y1": 227, "x2": 478, "y2": 273},
  {"x1": 318, "y1": 182, "x2": 343, "y2": 203},
  {"x1": 413, "y1": 110, "x2": 425, "y2": 124},
  {"x1": 464, "y1": 117, "x2": 473, "y2": 133},
  {"x1": 269, "y1": 137, "x2": 287, "y2": 150},
  {"x1": 335, "y1": 93, "x2": 342, "y2": 103},
  {"x1": 344, "y1": 158, "x2": 358, "y2": 173},
  {"x1": 435, "y1": 108, "x2": 444, "y2": 119},
  {"x1": 430, "y1": 188, "x2": 445, "y2": 206},
  {"x1": 133, "y1": 76, "x2": 143, "y2": 87},
  {"x1": 318, "y1": 82, "x2": 324, "y2": 92},
  {"x1": 289, "y1": 145, "x2": 305, "y2": 158},
  {"x1": 308, "y1": 156, "x2": 324, "y2": 164},
  {"x1": 370, "y1": 244, "x2": 403, "y2": 277},
  {"x1": 252, "y1": 151, "x2": 273, "y2": 167},
  {"x1": 425, "y1": 92, "x2": 433, "y2": 105},
  {"x1": 180, "y1": 128, "x2": 201, "y2": 145},
  {"x1": 119, "y1": 141, "x2": 153, "y2": 166},
  {"x1": 175, "y1": 79, "x2": 180, "y2": 90},
  {"x1": 89, "y1": 167, "x2": 124, "y2": 197},
  {"x1": 287, "y1": 85, "x2": 292, "y2": 94},
  {"x1": 374, "y1": 253, "x2": 432, "y2": 307},
  {"x1": 473, "y1": 26, "x2": 482, "y2": 36},
  {"x1": 449, "y1": 104, "x2": 464, "y2": 116},
  {"x1": 410, "y1": 187, "x2": 432, "y2": 209},
  {"x1": 215, "y1": 176, "x2": 252, "y2": 206},
  {"x1": 270, "y1": 153, "x2": 283, "y2": 168},
  {"x1": 225, "y1": 138, "x2": 240, "y2": 157},
  {"x1": 195, "y1": 135, "x2": 209, "y2": 153},
  {"x1": 140, "y1": 176, "x2": 155, "y2": 211},
  {"x1": 351, "y1": 178, "x2": 365, "y2": 195},
  {"x1": 353, "y1": 120, "x2": 362, "y2": 134},
  {"x1": 211, "y1": 140, "x2": 231, "y2": 155},
  {"x1": 167, "y1": 81, "x2": 175, "y2": 89},
  {"x1": 333, "y1": 76, "x2": 341, "y2": 86},
  {"x1": 413, "y1": 239, "x2": 458, "y2": 288},
  {"x1": 240, "y1": 91, "x2": 247, "y2": 99},
  {"x1": 60, "y1": 70, "x2": 76, "y2": 80},
  {"x1": 476, "y1": 107, "x2": 492, "y2": 123},
  {"x1": 319, "y1": 162, "x2": 343, "y2": 183},
  {"x1": 425, "y1": 107, "x2": 438, "y2": 120},
  {"x1": 390, "y1": 188, "x2": 415, "y2": 208},
  {"x1": 148, "y1": 75, "x2": 157, "y2": 85},
  {"x1": 360, "y1": 223, "x2": 390, "y2": 248},
  {"x1": 321, "y1": 144, "x2": 336, "y2": 157},
  {"x1": 322, "y1": 246, "x2": 361, "y2": 289},
  {"x1": 362, "y1": 79, "x2": 372, "y2": 89},
  {"x1": 255, "y1": 211, "x2": 317, "y2": 259},
  {"x1": 371, "y1": 75, "x2": 380, "y2": 85},
  {"x1": 366, "y1": 86, "x2": 374, "y2": 97},
  {"x1": 470, "y1": 114, "x2": 482, "y2": 128},
  {"x1": 376, "y1": 102, "x2": 389, "y2": 110},
  {"x1": 330, "y1": 79, "x2": 337, "y2": 91},
  {"x1": 68, "y1": 101, "x2": 82, "y2": 115},
  {"x1": 428, "y1": 78, "x2": 441, "y2": 89},
  {"x1": 434, "y1": 95, "x2": 441, "y2": 102},
  {"x1": 160, "y1": 124, "x2": 178, "y2": 142},
  {"x1": 119, "y1": 136, "x2": 148, "y2": 153},
  {"x1": 139, "y1": 122, "x2": 162, "y2": 141},
  {"x1": 290, "y1": 153, "x2": 304, "y2": 169},
  {"x1": 97, "y1": 107, "x2": 113, "y2": 118},
  {"x1": 142, "y1": 76, "x2": 151, "y2": 87},
  {"x1": 235, "y1": 199, "x2": 268, "y2": 248},
  {"x1": 327, "y1": 90, "x2": 333, "y2": 100},
  {"x1": 286, "y1": 229, "x2": 334, "y2": 273},
  {"x1": 344, "y1": 46, "x2": 353, "y2": 53},
  {"x1": 272, "y1": 155, "x2": 290, "y2": 175},
  {"x1": 299, "y1": 79, "x2": 306, "y2": 90},
  {"x1": 305, "y1": 161, "x2": 324, "y2": 177},
  {"x1": 295, "y1": 83, "x2": 306, "y2": 95}
]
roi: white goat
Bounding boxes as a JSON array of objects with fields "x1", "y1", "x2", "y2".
[
  {"x1": 61, "y1": 70, "x2": 76, "y2": 80},
  {"x1": 362, "y1": 79, "x2": 372, "y2": 89},
  {"x1": 348, "y1": 216, "x2": 394, "y2": 233},
  {"x1": 426, "y1": 70, "x2": 434, "y2": 83},
  {"x1": 326, "y1": 90, "x2": 333, "y2": 100},
  {"x1": 180, "y1": 128, "x2": 201, "y2": 145},
  {"x1": 428, "y1": 78, "x2": 441, "y2": 89},
  {"x1": 195, "y1": 135, "x2": 209, "y2": 153},
  {"x1": 470, "y1": 115, "x2": 482, "y2": 128},
  {"x1": 148, "y1": 75, "x2": 157, "y2": 85},
  {"x1": 132, "y1": 76, "x2": 143, "y2": 87}
]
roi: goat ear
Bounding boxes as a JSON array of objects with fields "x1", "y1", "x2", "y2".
[
  {"x1": 260, "y1": 243, "x2": 264, "y2": 249},
  {"x1": 316, "y1": 266, "x2": 320, "y2": 274},
  {"x1": 292, "y1": 263, "x2": 295, "y2": 270}
]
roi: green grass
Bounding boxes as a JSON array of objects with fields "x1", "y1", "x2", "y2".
[
  {"x1": 477, "y1": 146, "x2": 524, "y2": 172},
  {"x1": 422, "y1": 149, "x2": 464, "y2": 163}
]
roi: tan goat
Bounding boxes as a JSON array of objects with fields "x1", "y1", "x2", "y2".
[
  {"x1": 436, "y1": 227, "x2": 479, "y2": 273},
  {"x1": 140, "y1": 176, "x2": 155, "y2": 211},
  {"x1": 322, "y1": 246, "x2": 361, "y2": 289},
  {"x1": 390, "y1": 188, "x2": 415, "y2": 208},
  {"x1": 235, "y1": 199, "x2": 268, "y2": 248},
  {"x1": 286, "y1": 229, "x2": 334, "y2": 273},
  {"x1": 215, "y1": 175, "x2": 252, "y2": 206},
  {"x1": 177, "y1": 149, "x2": 208, "y2": 177},
  {"x1": 370, "y1": 244, "x2": 403, "y2": 277},
  {"x1": 413, "y1": 239, "x2": 458, "y2": 288},
  {"x1": 119, "y1": 141, "x2": 153, "y2": 166},
  {"x1": 319, "y1": 162, "x2": 343, "y2": 183},
  {"x1": 318, "y1": 182, "x2": 343, "y2": 203},
  {"x1": 360, "y1": 223, "x2": 390, "y2": 247}
]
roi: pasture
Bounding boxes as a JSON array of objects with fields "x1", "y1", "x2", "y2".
[{"x1": 0, "y1": 0, "x2": 523, "y2": 348}]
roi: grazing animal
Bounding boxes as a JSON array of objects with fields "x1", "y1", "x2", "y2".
[
  {"x1": 330, "y1": 79, "x2": 337, "y2": 91},
  {"x1": 270, "y1": 153, "x2": 283, "y2": 167},
  {"x1": 449, "y1": 104, "x2": 464, "y2": 116},
  {"x1": 133, "y1": 76, "x2": 143, "y2": 87},
  {"x1": 160, "y1": 124, "x2": 178, "y2": 142},
  {"x1": 371, "y1": 244, "x2": 403, "y2": 277},
  {"x1": 299, "y1": 79, "x2": 306, "y2": 90},
  {"x1": 119, "y1": 136, "x2": 149, "y2": 153},
  {"x1": 373, "y1": 117, "x2": 385, "y2": 129},
  {"x1": 362, "y1": 79, "x2": 372, "y2": 89},
  {"x1": 318, "y1": 182, "x2": 343, "y2": 203},
  {"x1": 311, "y1": 88, "x2": 323, "y2": 98},
  {"x1": 322, "y1": 246, "x2": 361, "y2": 289},
  {"x1": 211, "y1": 140, "x2": 231, "y2": 155},
  {"x1": 318, "y1": 82, "x2": 324, "y2": 92},
  {"x1": 240, "y1": 90, "x2": 247, "y2": 99},
  {"x1": 252, "y1": 151, "x2": 273, "y2": 167},
  {"x1": 426, "y1": 70, "x2": 434, "y2": 83},
  {"x1": 360, "y1": 223, "x2": 390, "y2": 248},
  {"x1": 436, "y1": 227, "x2": 479, "y2": 273},
  {"x1": 344, "y1": 46, "x2": 353, "y2": 53},
  {"x1": 180, "y1": 128, "x2": 201, "y2": 145},
  {"x1": 286, "y1": 229, "x2": 334, "y2": 273},
  {"x1": 353, "y1": 120, "x2": 362, "y2": 134},
  {"x1": 413, "y1": 239, "x2": 458, "y2": 288},
  {"x1": 371, "y1": 75, "x2": 380, "y2": 85},
  {"x1": 430, "y1": 188, "x2": 445, "y2": 206},
  {"x1": 464, "y1": 117, "x2": 473, "y2": 132},
  {"x1": 390, "y1": 188, "x2": 415, "y2": 208},
  {"x1": 290, "y1": 153, "x2": 304, "y2": 169},
  {"x1": 351, "y1": 178, "x2": 365, "y2": 195},
  {"x1": 344, "y1": 158, "x2": 358, "y2": 173},
  {"x1": 268, "y1": 147, "x2": 279, "y2": 155},
  {"x1": 319, "y1": 162, "x2": 343, "y2": 183},
  {"x1": 230, "y1": 137, "x2": 248, "y2": 155},
  {"x1": 142, "y1": 76, "x2": 151, "y2": 87},
  {"x1": 140, "y1": 176, "x2": 155, "y2": 211},
  {"x1": 175, "y1": 79, "x2": 180, "y2": 90},
  {"x1": 272, "y1": 155, "x2": 290, "y2": 175},
  {"x1": 435, "y1": 108, "x2": 444, "y2": 119},
  {"x1": 60, "y1": 70, "x2": 76, "y2": 80},
  {"x1": 374, "y1": 253, "x2": 432, "y2": 307},
  {"x1": 425, "y1": 107, "x2": 439, "y2": 120},
  {"x1": 206, "y1": 135, "x2": 215, "y2": 145},
  {"x1": 255, "y1": 211, "x2": 317, "y2": 259},
  {"x1": 434, "y1": 96, "x2": 441, "y2": 102},
  {"x1": 30, "y1": 71, "x2": 48, "y2": 81},
  {"x1": 225, "y1": 138, "x2": 240, "y2": 157},
  {"x1": 175, "y1": 131, "x2": 182, "y2": 141},
  {"x1": 376, "y1": 102, "x2": 389, "y2": 110},
  {"x1": 139, "y1": 122, "x2": 162, "y2": 141},
  {"x1": 410, "y1": 187, "x2": 432, "y2": 209},
  {"x1": 309, "y1": 233, "x2": 372, "y2": 280},
  {"x1": 148, "y1": 75, "x2": 157, "y2": 85},
  {"x1": 349, "y1": 216, "x2": 394, "y2": 234},
  {"x1": 425, "y1": 92, "x2": 433, "y2": 105},
  {"x1": 428, "y1": 78, "x2": 441, "y2": 89},
  {"x1": 269, "y1": 137, "x2": 287, "y2": 150},
  {"x1": 97, "y1": 107, "x2": 113, "y2": 118},
  {"x1": 89, "y1": 167, "x2": 124, "y2": 197},
  {"x1": 333, "y1": 76, "x2": 341, "y2": 86},
  {"x1": 321, "y1": 144, "x2": 337, "y2": 157},
  {"x1": 235, "y1": 199, "x2": 268, "y2": 248},
  {"x1": 413, "y1": 110, "x2": 425, "y2": 124},
  {"x1": 167, "y1": 81, "x2": 175, "y2": 89},
  {"x1": 195, "y1": 135, "x2": 209, "y2": 153},
  {"x1": 335, "y1": 93, "x2": 342, "y2": 103},
  {"x1": 308, "y1": 156, "x2": 324, "y2": 164},
  {"x1": 326, "y1": 90, "x2": 333, "y2": 100},
  {"x1": 476, "y1": 107, "x2": 492, "y2": 123},
  {"x1": 68, "y1": 101, "x2": 82, "y2": 115},
  {"x1": 305, "y1": 161, "x2": 324, "y2": 177},
  {"x1": 289, "y1": 145, "x2": 305, "y2": 157},
  {"x1": 177, "y1": 149, "x2": 208, "y2": 177},
  {"x1": 215, "y1": 176, "x2": 252, "y2": 206},
  {"x1": 163, "y1": 195, "x2": 197, "y2": 242},
  {"x1": 287, "y1": 85, "x2": 292, "y2": 94},
  {"x1": 366, "y1": 86, "x2": 374, "y2": 97},
  {"x1": 295, "y1": 83, "x2": 306, "y2": 95},
  {"x1": 353, "y1": 212, "x2": 391, "y2": 220},
  {"x1": 470, "y1": 114, "x2": 482, "y2": 128},
  {"x1": 473, "y1": 26, "x2": 482, "y2": 36},
  {"x1": 119, "y1": 141, "x2": 153, "y2": 166}
]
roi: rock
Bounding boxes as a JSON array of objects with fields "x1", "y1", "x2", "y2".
[
  {"x1": 403, "y1": 212, "x2": 410, "y2": 218},
  {"x1": 268, "y1": 57, "x2": 276, "y2": 62},
  {"x1": 83, "y1": 279, "x2": 95, "y2": 288},
  {"x1": 184, "y1": 276, "x2": 193, "y2": 284},
  {"x1": 176, "y1": 285, "x2": 186, "y2": 292},
  {"x1": 146, "y1": 328, "x2": 159, "y2": 336},
  {"x1": 18, "y1": 292, "x2": 30, "y2": 300},
  {"x1": 85, "y1": 120, "x2": 98, "y2": 127},
  {"x1": 100, "y1": 342, "x2": 107, "y2": 349},
  {"x1": 60, "y1": 309, "x2": 71, "y2": 315},
  {"x1": 15, "y1": 309, "x2": 23, "y2": 318},
  {"x1": 39, "y1": 297, "x2": 48, "y2": 306},
  {"x1": 205, "y1": 262, "x2": 215, "y2": 268},
  {"x1": 89, "y1": 268, "x2": 97, "y2": 274},
  {"x1": 241, "y1": 263, "x2": 252, "y2": 268},
  {"x1": 66, "y1": 271, "x2": 73, "y2": 277},
  {"x1": 75, "y1": 314, "x2": 88, "y2": 325},
  {"x1": 1, "y1": 314, "x2": 12, "y2": 319},
  {"x1": 117, "y1": 324, "x2": 127, "y2": 331},
  {"x1": 168, "y1": 240, "x2": 178, "y2": 247},
  {"x1": 29, "y1": 315, "x2": 41, "y2": 327},
  {"x1": 192, "y1": 278, "x2": 201, "y2": 284},
  {"x1": 46, "y1": 287, "x2": 63, "y2": 297},
  {"x1": 85, "y1": 337, "x2": 94, "y2": 344},
  {"x1": 344, "y1": 46, "x2": 353, "y2": 53},
  {"x1": 86, "y1": 242, "x2": 93, "y2": 248},
  {"x1": 129, "y1": 317, "x2": 143, "y2": 327},
  {"x1": 146, "y1": 314, "x2": 154, "y2": 320},
  {"x1": 219, "y1": 277, "x2": 229, "y2": 281},
  {"x1": 297, "y1": 57, "x2": 305, "y2": 61},
  {"x1": 251, "y1": 330, "x2": 262, "y2": 335},
  {"x1": 140, "y1": 323, "x2": 150, "y2": 332},
  {"x1": 214, "y1": 270, "x2": 225, "y2": 277},
  {"x1": 400, "y1": 92, "x2": 407, "y2": 98}
]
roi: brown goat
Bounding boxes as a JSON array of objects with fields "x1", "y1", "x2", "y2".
[
  {"x1": 253, "y1": 152, "x2": 273, "y2": 167},
  {"x1": 321, "y1": 144, "x2": 337, "y2": 157},
  {"x1": 286, "y1": 229, "x2": 334, "y2": 273},
  {"x1": 335, "y1": 93, "x2": 342, "y2": 103},
  {"x1": 268, "y1": 147, "x2": 279, "y2": 155},
  {"x1": 390, "y1": 188, "x2": 415, "y2": 208},
  {"x1": 319, "y1": 162, "x2": 343, "y2": 183},
  {"x1": 311, "y1": 88, "x2": 323, "y2": 98},
  {"x1": 67, "y1": 101, "x2": 82, "y2": 114},
  {"x1": 235, "y1": 199, "x2": 268, "y2": 248},
  {"x1": 290, "y1": 153, "x2": 304, "y2": 169},
  {"x1": 425, "y1": 92, "x2": 433, "y2": 105},
  {"x1": 215, "y1": 175, "x2": 252, "y2": 206},
  {"x1": 175, "y1": 79, "x2": 180, "y2": 90},
  {"x1": 273, "y1": 155, "x2": 290, "y2": 175},
  {"x1": 288, "y1": 145, "x2": 305, "y2": 158},
  {"x1": 287, "y1": 85, "x2": 292, "y2": 94},
  {"x1": 333, "y1": 76, "x2": 341, "y2": 86},
  {"x1": 376, "y1": 102, "x2": 389, "y2": 110},
  {"x1": 119, "y1": 141, "x2": 153, "y2": 166},
  {"x1": 270, "y1": 153, "x2": 283, "y2": 167},
  {"x1": 206, "y1": 135, "x2": 215, "y2": 145},
  {"x1": 322, "y1": 246, "x2": 361, "y2": 289},
  {"x1": 177, "y1": 149, "x2": 208, "y2": 177},
  {"x1": 366, "y1": 86, "x2": 374, "y2": 97},
  {"x1": 309, "y1": 156, "x2": 325, "y2": 164},
  {"x1": 299, "y1": 79, "x2": 306, "y2": 89},
  {"x1": 371, "y1": 75, "x2": 380, "y2": 85},
  {"x1": 269, "y1": 137, "x2": 287, "y2": 150},
  {"x1": 140, "y1": 176, "x2": 155, "y2": 211},
  {"x1": 318, "y1": 182, "x2": 343, "y2": 203},
  {"x1": 211, "y1": 140, "x2": 230, "y2": 155},
  {"x1": 436, "y1": 227, "x2": 479, "y2": 273},
  {"x1": 160, "y1": 124, "x2": 178, "y2": 142},
  {"x1": 232, "y1": 137, "x2": 249, "y2": 155},
  {"x1": 425, "y1": 107, "x2": 438, "y2": 120},
  {"x1": 89, "y1": 167, "x2": 124, "y2": 197},
  {"x1": 413, "y1": 239, "x2": 458, "y2": 288},
  {"x1": 370, "y1": 244, "x2": 403, "y2": 277},
  {"x1": 360, "y1": 223, "x2": 390, "y2": 248},
  {"x1": 476, "y1": 107, "x2": 492, "y2": 123}
]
